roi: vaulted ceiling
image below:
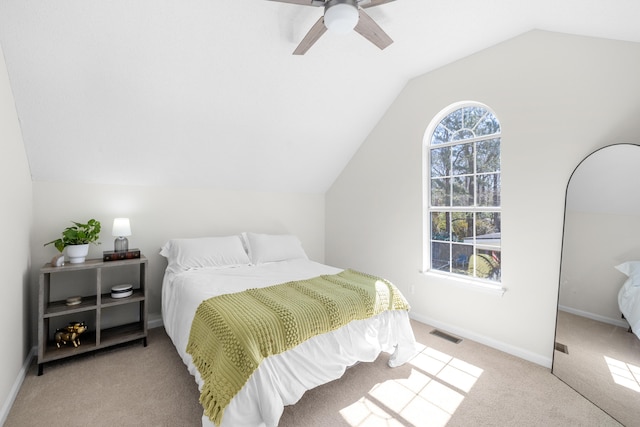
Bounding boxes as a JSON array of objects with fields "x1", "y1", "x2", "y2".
[{"x1": 1, "y1": 0, "x2": 639, "y2": 193}]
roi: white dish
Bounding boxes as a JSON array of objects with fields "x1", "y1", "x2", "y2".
[
  {"x1": 111, "y1": 290, "x2": 133, "y2": 298},
  {"x1": 65, "y1": 296, "x2": 82, "y2": 306},
  {"x1": 111, "y1": 284, "x2": 133, "y2": 299}
]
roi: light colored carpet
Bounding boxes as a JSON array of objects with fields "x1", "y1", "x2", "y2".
[
  {"x1": 5, "y1": 319, "x2": 620, "y2": 427},
  {"x1": 554, "y1": 310, "x2": 640, "y2": 427}
]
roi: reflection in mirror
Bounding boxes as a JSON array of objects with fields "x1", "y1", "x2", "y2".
[{"x1": 553, "y1": 143, "x2": 640, "y2": 426}]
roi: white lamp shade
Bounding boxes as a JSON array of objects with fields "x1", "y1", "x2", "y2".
[
  {"x1": 112, "y1": 218, "x2": 131, "y2": 237},
  {"x1": 324, "y1": 3, "x2": 359, "y2": 34}
]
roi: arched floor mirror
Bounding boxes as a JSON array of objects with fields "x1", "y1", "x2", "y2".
[{"x1": 553, "y1": 143, "x2": 640, "y2": 426}]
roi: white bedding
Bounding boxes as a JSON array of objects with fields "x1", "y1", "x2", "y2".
[
  {"x1": 616, "y1": 261, "x2": 640, "y2": 339},
  {"x1": 619, "y1": 277, "x2": 640, "y2": 338},
  {"x1": 161, "y1": 259, "x2": 417, "y2": 427}
]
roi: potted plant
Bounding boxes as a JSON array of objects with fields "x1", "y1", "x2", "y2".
[{"x1": 44, "y1": 219, "x2": 102, "y2": 264}]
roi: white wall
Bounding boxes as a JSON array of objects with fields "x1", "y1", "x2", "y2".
[
  {"x1": 0, "y1": 42, "x2": 32, "y2": 423},
  {"x1": 30, "y1": 182, "x2": 325, "y2": 338},
  {"x1": 325, "y1": 30, "x2": 640, "y2": 367}
]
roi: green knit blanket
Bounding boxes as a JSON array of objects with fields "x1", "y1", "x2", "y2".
[{"x1": 186, "y1": 269, "x2": 410, "y2": 426}]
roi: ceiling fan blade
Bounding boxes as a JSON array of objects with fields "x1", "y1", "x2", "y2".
[
  {"x1": 360, "y1": 0, "x2": 396, "y2": 9},
  {"x1": 293, "y1": 16, "x2": 327, "y2": 55},
  {"x1": 354, "y1": 9, "x2": 393, "y2": 50},
  {"x1": 267, "y1": 0, "x2": 324, "y2": 6}
]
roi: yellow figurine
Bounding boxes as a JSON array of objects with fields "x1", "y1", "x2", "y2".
[{"x1": 55, "y1": 321, "x2": 87, "y2": 348}]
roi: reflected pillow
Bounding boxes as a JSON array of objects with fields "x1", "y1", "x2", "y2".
[
  {"x1": 160, "y1": 236, "x2": 251, "y2": 273},
  {"x1": 245, "y1": 232, "x2": 308, "y2": 264},
  {"x1": 615, "y1": 261, "x2": 640, "y2": 286}
]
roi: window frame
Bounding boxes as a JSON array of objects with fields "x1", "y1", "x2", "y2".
[{"x1": 422, "y1": 101, "x2": 503, "y2": 292}]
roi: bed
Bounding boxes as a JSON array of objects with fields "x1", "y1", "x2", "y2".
[
  {"x1": 616, "y1": 260, "x2": 640, "y2": 338},
  {"x1": 160, "y1": 233, "x2": 418, "y2": 427}
]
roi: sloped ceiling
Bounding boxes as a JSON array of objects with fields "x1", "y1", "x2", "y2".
[{"x1": 1, "y1": 0, "x2": 639, "y2": 193}]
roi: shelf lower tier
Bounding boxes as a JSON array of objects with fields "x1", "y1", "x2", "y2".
[{"x1": 38, "y1": 322, "x2": 146, "y2": 368}]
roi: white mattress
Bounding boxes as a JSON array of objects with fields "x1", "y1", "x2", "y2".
[{"x1": 162, "y1": 259, "x2": 418, "y2": 427}]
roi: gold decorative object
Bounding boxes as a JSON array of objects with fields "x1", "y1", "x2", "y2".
[{"x1": 55, "y1": 321, "x2": 87, "y2": 348}]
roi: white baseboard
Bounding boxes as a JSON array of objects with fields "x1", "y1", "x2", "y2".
[
  {"x1": 148, "y1": 312, "x2": 163, "y2": 329},
  {"x1": 409, "y1": 312, "x2": 553, "y2": 369},
  {"x1": 1, "y1": 315, "x2": 164, "y2": 425},
  {"x1": 557, "y1": 305, "x2": 627, "y2": 328},
  {"x1": 0, "y1": 346, "x2": 36, "y2": 427}
]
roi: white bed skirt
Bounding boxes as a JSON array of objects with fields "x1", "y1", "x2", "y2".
[{"x1": 191, "y1": 309, "x2": 416, "y2": 427}]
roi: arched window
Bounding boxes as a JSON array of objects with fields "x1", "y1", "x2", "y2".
[{"x1": 423, "y1": 102, "x2": 501, "y2": 285}]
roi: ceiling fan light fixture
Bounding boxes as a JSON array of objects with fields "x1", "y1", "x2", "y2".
[{"x1": 324, "y1": 0, "x2": 359, "y2": 35}]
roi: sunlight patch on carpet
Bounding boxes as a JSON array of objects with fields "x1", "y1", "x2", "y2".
[
  {"x1": 605, "y1": 356, "x2": 640, "y2": 392},
  {"x1": 339, "y1": 345, "x2": 483, "y2": 426}
]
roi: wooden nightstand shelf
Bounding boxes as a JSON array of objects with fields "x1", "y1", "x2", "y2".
[{"x1": 37, "y1": 256, "x2": 148, "y2": 375}]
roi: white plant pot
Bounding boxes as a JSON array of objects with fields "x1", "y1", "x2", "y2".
[{"x1": 66, "y1": 244, "x2": 89, "y2": 264}]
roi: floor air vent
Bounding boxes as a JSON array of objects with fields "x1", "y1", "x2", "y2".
[
  {"x1": 554, "y1": 342, "x2": 569, "y2": 354},
  {"x1": 430, "y1": 329, "x2": 462, "y2": 344}
]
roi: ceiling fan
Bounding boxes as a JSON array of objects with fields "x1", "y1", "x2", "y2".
[{"x1": 269, "y1": 0, "x2": 396, "y2": 55}]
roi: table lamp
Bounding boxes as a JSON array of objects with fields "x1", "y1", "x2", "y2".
[{"x1": 112, "y1": 218, "x2": 131, "y2": 252}]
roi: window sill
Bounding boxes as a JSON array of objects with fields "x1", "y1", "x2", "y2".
[{"x1": 419, "y1": 270, "x2": 506, "y2": 296}]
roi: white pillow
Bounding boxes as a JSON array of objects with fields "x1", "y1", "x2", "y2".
[
  {"x1": 245, "y1": 233, "x2": 308, "y2": 264},
  {"x1": 615, "y1": 261, "x2": 640, "y2": 286},
  {"x1": 160, "y1": 236, "x2": 250, "y2": 273}
]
